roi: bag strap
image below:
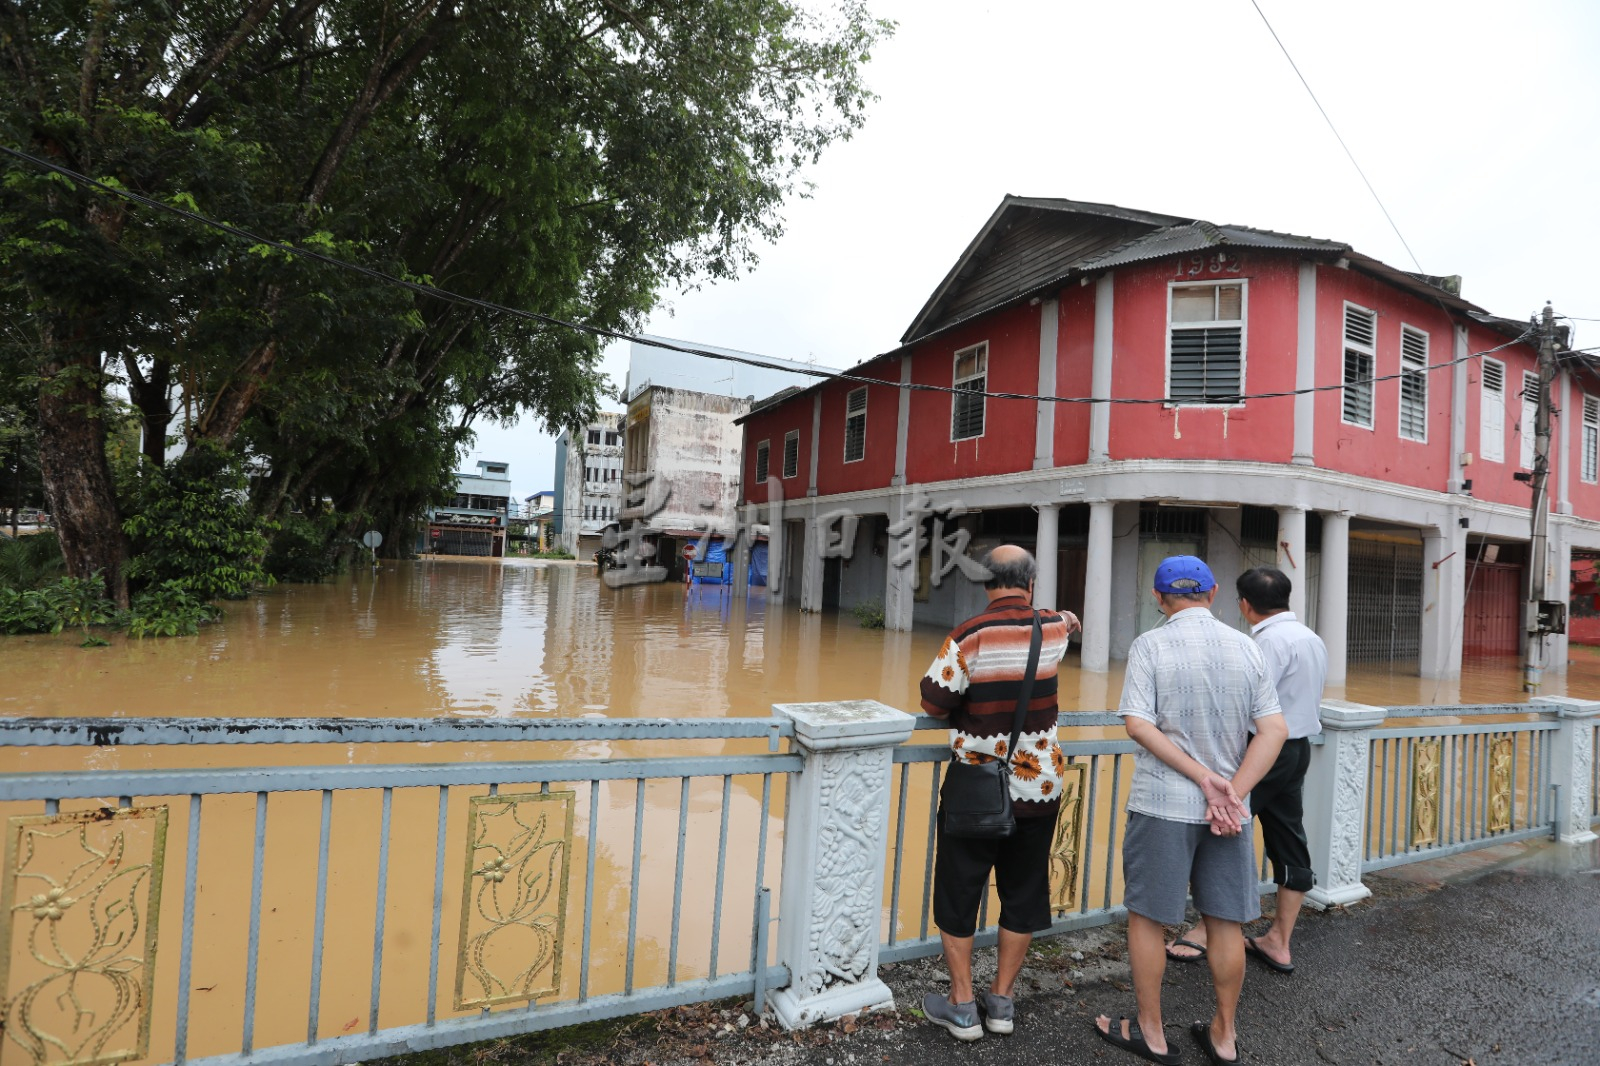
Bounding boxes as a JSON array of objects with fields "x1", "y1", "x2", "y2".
[{"x1": 1004, "y1": 610, "x2": 1043, "y2": 773}]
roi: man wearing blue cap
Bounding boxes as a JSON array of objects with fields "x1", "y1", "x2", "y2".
[{"x1": 1092, "y1": 556, "x2": 1286, "y2": 1066}]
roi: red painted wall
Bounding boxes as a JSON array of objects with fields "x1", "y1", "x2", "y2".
[
  {"x1": 1566, "y1": 372, "x2": 1600, "y2": 520},
  {"x1": 740, "y1": 399, "x2": 812, "y2": 506},
  {"x1": 1053, "y1": 284, "x2": 1094, "y2": 467},
  {"x1": 904, "y1": 302, "x2": 1040, "y2": 484},
  {"x1": 1107, "y1": 255, "x2": 1300, "y2": 463},
  {"x1": 814, "y1": 360, "x2": 902, "y2": 497},
  {"x1": 1456, "y1": 320, "x2": 1544, "y2": 508}
]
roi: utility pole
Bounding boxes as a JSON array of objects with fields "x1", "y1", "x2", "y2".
[{"x1": 1523, "y1": 303, "x2": 1558, "y2": 693}]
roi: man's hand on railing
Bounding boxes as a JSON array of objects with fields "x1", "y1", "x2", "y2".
[{"x1": 1200, "y1": 774, "x2": 1247, "y2": 836}]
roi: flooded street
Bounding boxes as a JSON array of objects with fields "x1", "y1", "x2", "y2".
[{"x1": 2, "y1": 557, "x2": 1591, "y2": 721}]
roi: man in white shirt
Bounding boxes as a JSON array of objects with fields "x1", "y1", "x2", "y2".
[
  {"x1": 1094, "y1": 556, "x2": 1285, "y2": 1066},
  {"x1": 1166, "y1": 566, "x2": 1328, "y2": 980}
]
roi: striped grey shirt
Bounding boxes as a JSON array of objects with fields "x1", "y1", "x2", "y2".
[{"x1": 1117, "y1": 606, "x2": 1283, "y2": 824}]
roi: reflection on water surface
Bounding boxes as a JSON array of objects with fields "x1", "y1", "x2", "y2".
[{"x1": 0, "y1": 557, "x2": 1593, "y2": 719}]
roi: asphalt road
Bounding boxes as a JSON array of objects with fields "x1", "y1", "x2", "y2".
[{"x1": 768, "y1": 840, "x2": 1600, "y2": 1066}]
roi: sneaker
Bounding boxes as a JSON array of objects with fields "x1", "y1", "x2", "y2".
[
  {"x1": 978, "y1": 991, "x2": 1014, "y2": 1034},
  {"x1": 922, "y1": 992, "x2": 983, "y2": 1041}
]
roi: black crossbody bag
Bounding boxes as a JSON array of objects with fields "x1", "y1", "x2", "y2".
[{"x1": 940, "y1": 610, "x2": 1042, "y2": 839}]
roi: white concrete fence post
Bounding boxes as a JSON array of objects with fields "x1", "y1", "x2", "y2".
[
  {"x1": 1533, "y1": 696, "x2": 1600, "y2": 845},
  {"x1": 767, "y1": 700, "x2": 916, "y2": 1028},
  {"x1": 1303, "y1": 700, "x2": 1386, "y2": 910}
]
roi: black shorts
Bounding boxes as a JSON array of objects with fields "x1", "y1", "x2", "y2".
[
  {"x1": 1252, "y1": 737, "x2": 1315, "y2": 892},
  {"x1": 933, "y1": 808, "x2": 1058, "y2": 938}
]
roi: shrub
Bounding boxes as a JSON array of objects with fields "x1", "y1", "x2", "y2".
[
  {"x1": 0, "y1": 574, "x2": 118, "y2": 643},
  {"x1": 264, "y1": 512, "x2": 338, "y2": 583},
  {"x1": 852, "y1": 598, "x2": 887, "y2": 629},
  {"x1": 0, "y1": 531, "x2": 66, "y2": 591},
  {"x1": 127, "y1": 581, "x2": 221, "y2": 638},
  {"x1": 533, "y1": 549, "x2": 575, "y2": 560}
]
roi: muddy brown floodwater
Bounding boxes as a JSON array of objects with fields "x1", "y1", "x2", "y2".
[{"x1": 0, "y1": 559, "x2": 1594, "y2": 1066}]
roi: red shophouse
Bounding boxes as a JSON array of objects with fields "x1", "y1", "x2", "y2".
[{"x1": 733, "y1": 197, "x2": 1600, "y2": 683}]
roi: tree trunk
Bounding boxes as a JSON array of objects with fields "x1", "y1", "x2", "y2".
[
  {"x1": 37, "y1": 344, "x2": 127, "y2": 606},
  {"x1": 123, "y1": 354, "x2": 173, "y2": 468}
]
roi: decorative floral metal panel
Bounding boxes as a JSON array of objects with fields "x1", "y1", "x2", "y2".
[
  {"x1": 1487, "y1": 737, "x2": 1515, "y2": 834},
  {"x1": 1409, "y1": 739, "x2": 1442, "y2": 849},
  {"x1": 0, "y1": 807, "x2": 168, "y2": 1066},
  {"x1": 453, "y1": 792, "x2": 574, "y2": 1009},
  {"x1": 1048, "y1": 763, "x2": 1087, "y2": 912}
]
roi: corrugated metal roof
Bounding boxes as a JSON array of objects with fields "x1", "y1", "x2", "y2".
[{"x1": 1078, "y1": 222, "x2": 1347, "y2": 271}]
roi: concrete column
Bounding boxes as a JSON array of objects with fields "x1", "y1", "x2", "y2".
[
  {"x1": 733, "y1": 504, "x2": 753, "y2": 597},
  {"x1": 766, "y1": 489, "x2": 787, "y2": 604},
  {"x1": 883, "y1": 494, "x2": 914, "y2": 631},
  {"x1": 768, "y1": 700, "x2": 916, "y2": 1028},
  {"x1": 1034, "y1": 503, "x2": 1060, "y2": 611},
  {"x1": 800, "y1": 509, "x2": 824, "y2": 613},
  {"x1": 1533, "y1": 696, "x2": 1600, "y2": 845},
  {"x1": 1303, "y1": 699, "x2": 1386, "y2": 909},
  {"x1": 1319, "y1": 512, "x2": 1350, "y2": 687},
  {"x1": 1089, "y1": 275, "x2": 1114, "y2": 464},
  {"x1": 1276, "y1": 507, "x2": 1308, "y2": 619},
  {"x1": 1547, "y1": 526, "x2": 1571, "y2": 674},
  {"x1": 1420, "y1": 518, "x2": 1466, "y2": 681},
  {"x1": 1109, "y1": 502, "x2": 1141, "y2": 660},
  {"x1": 1208, "y1": 507, "x2": 1246, "y2": 631},
  {"x1": 892, "y1": 356, "x2": 911, "y2": 487},
  {"x1": 1293, "y1": 262, "x2": 1317, "y2": 466},
  {"x1": 1081, "y1": 499, "x2": 1114, "y2": 672},
  {"x1": 807, "y1": 393, "x2": 822, "y2": 498},
  {"x1": 1558, "y1": 370, "x2": 1573, "y2": 513},
  {"x1": 1034, "y1": 297, "x2": 1059, "y2": 470},
  {"x1": 1449, "y1": 325, "x2": 1470, "y2": 493}
]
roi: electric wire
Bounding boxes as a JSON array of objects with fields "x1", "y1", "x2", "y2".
[
  {"x1": 0, "y1": 143, "x2": 1532, "y2": 409},
  {"x1": 1248, "y1": 0, "x2": 1424, "y2": 273}
]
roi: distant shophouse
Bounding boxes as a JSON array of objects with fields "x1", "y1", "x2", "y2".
[
  {"x1": 554, "y1": 413, "x2": 624, "y2": 555},
  {"x1": 427, "y1": 460, "x2": 513, "y2": 557},
  {"x1": 735, "y1": 196, "x2": 1600, "y2": 683}
]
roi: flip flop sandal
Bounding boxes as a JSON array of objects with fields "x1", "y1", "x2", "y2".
[
  {"x1": 1191, "y1": 1020, "x2": 1241, "y2": 1065},
  {"x1": 1091, "y1": 1016, "x2": 1181, "y2": 1066},
  {"x1": 1245, "y1": 935, "x2": 1295, "y2": 974},
  {"x1": 1165, "y1": 936, "x2": 1208, "y2": 963}
]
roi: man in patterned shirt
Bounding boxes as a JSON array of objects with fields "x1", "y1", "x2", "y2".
[
  {"x1": 1093, "y1": 556, "x2": 1285, "y2": 1066},
  {"x1": 918, "y1": 544, "x2": 1079, "y2": 1040}
]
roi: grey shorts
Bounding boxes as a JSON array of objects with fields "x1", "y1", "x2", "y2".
[{"x1": 1122, "y1": 812, "x2": 1261, "y2": 926}]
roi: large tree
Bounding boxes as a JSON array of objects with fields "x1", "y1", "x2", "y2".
[{"x1": 1, "y1": 0, "x2": 889, "y2": 602}]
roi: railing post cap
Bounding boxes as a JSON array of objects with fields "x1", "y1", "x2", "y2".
[
  {"x1": 771, "y1": 700, "x2": 917, "y2": 750},
  {"x1": 1532, "y1": 696, "x2": 1600, "y2": 719},
  {"x1": 1318, "y1": 700, "x2": 1386, "y2": 729}
]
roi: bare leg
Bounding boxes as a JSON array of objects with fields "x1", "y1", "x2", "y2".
[
  {"x1": 939, "y1": 930, "x2": 975, "y2": 1004},
  {"x1": 991, "y1": 928, "x2": 1031, "y2": 997},
  {"x1": 1251, "y1": 887, "x2": 1304, "y2": 967},
  {"x1": 1202, "y1": 913, "x2": 1244, "y2": 1061},
  {"x1": 1096, "y1": 912, "x2": 1169, "y2": 1055}
]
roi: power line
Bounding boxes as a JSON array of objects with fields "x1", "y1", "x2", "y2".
[
  {"x1": 0, "y1": 142, "x2": 1530, "y2": 411},
  {"x1": 1248, "y1": 0, "x2": 1423, "y2": 273}
]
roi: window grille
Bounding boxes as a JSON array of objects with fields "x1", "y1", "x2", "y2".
[
  {"x1": 1519, "y1": 371, "x2": 1540, "y2": 470},
  {"x1": 1342, "y1": 305, "x2": 1376, "y2": 428},
  {"x1": 1139, "y1": 505, "x2": 1207, "y2": 538},
  {"x1": 1346, "y1": 539, "x2": 1422, "y2": 663},
  {"x1": 1239, "y1": 506, "x2": 1279, "y2": 546},
  {"x1": 844, "y1": 387, "x2": 867, "y2": 463},
  {"x1": 1168, "y1": 283, "x2": 1244, "y2": 403},
  {"x1": 782, "y1": 431, "x2": 799, "y2": 479},
  {"x1": 1399, "y1": 326, "x2": 1428, "y2": 441},
  {"x1": 1583, "y1": 394, "x2": 1598, "y2": 484},
  {"x1": 952, "y1": 344, "x2": 987, "y2": 440},
  {"x1": 755, "y1": 440, "x2": 770, "y2": 484},
  {"x1": 1480, "y1": 358, "x2": 1505, "y2": 463}
]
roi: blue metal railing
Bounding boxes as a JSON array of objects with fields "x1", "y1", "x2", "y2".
[{"x1": 0, "y1": 718, "x2": 796, "y2": 1066}]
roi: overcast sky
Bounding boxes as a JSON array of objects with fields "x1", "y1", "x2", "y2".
[{"x1": 470, "y1": 0, "x2": 1600, "y2": 501}]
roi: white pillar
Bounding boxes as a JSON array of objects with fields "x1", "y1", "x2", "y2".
[
  {"x1": 1533, "y1": 696, "x2": 1599, "y2": 844},
  {"x1": 1293, "y1": 262, "x2": 1316, "y2": 466},
  {"x1": 733, "y1": 505, "x2": 753, "y2": 597},
  {"x1": 1420, "y1": 518, "x2": 1466, "y2": 681},
  {"x1": 1277, "y1": 506, "x2": 1308, "y2": 619},
  {"x1": 800, "y1": 510, "x2": 823, "y2": 612},
  {"x1": 1089, "y1": 275, "x2": 1114, "y2": 464},
  {"x1": 1548, "y1": 528, "x2": 1570, "y2": 674},
  {"x1": 1081, "y1": 499, "x2": 1114, "y2": 672},
  {"x1": 1209, "y1": 507, "x2": 1247, "y2": 631},
  {"x1": 1035, "y1": 297, "x2": 1059, "y2": 470},
  {"x1": 1319, "y1": 512, "x2": 1350, "y2": 686},
  {"x1": 1034, "y1": 503, "x2": 1060, "y2": 611},
  {"x1": 807, "y1": 393, "x2": 822, "y2": 498},
  {"x1": 1304, "y1": 700, "x2": 1386, "y2": 910},
  {"x1": 1450, "y1": 325, "x2": 1470, "y2": 493},
  {"x1": 768, "y1": 700, "x2": 916, "y2": 1028},
  {"x1": 892, "y1": 356, "x2": 911, "y2": 487},
  {"x1": 884, "y1": 493, "x2": 914, "y2": 631}
]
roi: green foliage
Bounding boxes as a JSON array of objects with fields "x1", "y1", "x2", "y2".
[
  {"x1": 533, "y1": 549, "x2": 575, "y2": 560},
  {"x1": 264, "y1": 512, "x2": 339, "y2": 583},
  {"x1": 127, "y1": 581, "x2": 220, "y2": 638},
  {"x1": 0, "y1": 531, "x2": 65, "y2": 591},
  {"x1": 852, "y1": 598, "x2": 887, "y2": 629},
  {"x1": 0, "y1": 574, "x2": 116, "y2": 637},
  {"x1": 123, "y1": 444, "x2": 272, "y2": 601}
]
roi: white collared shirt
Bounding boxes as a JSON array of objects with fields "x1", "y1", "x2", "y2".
[{"x1": 1250, "y1": 611, "x2": 1327, "y2": 740}]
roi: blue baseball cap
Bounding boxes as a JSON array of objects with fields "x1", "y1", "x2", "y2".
[{"x1": 1153, "y1": 555, "x2": 1216, "y2": 594}]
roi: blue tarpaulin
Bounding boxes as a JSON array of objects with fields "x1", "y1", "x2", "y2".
[{"x1": 750, "y1": 543, "x2": 769, "y2": 586}]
